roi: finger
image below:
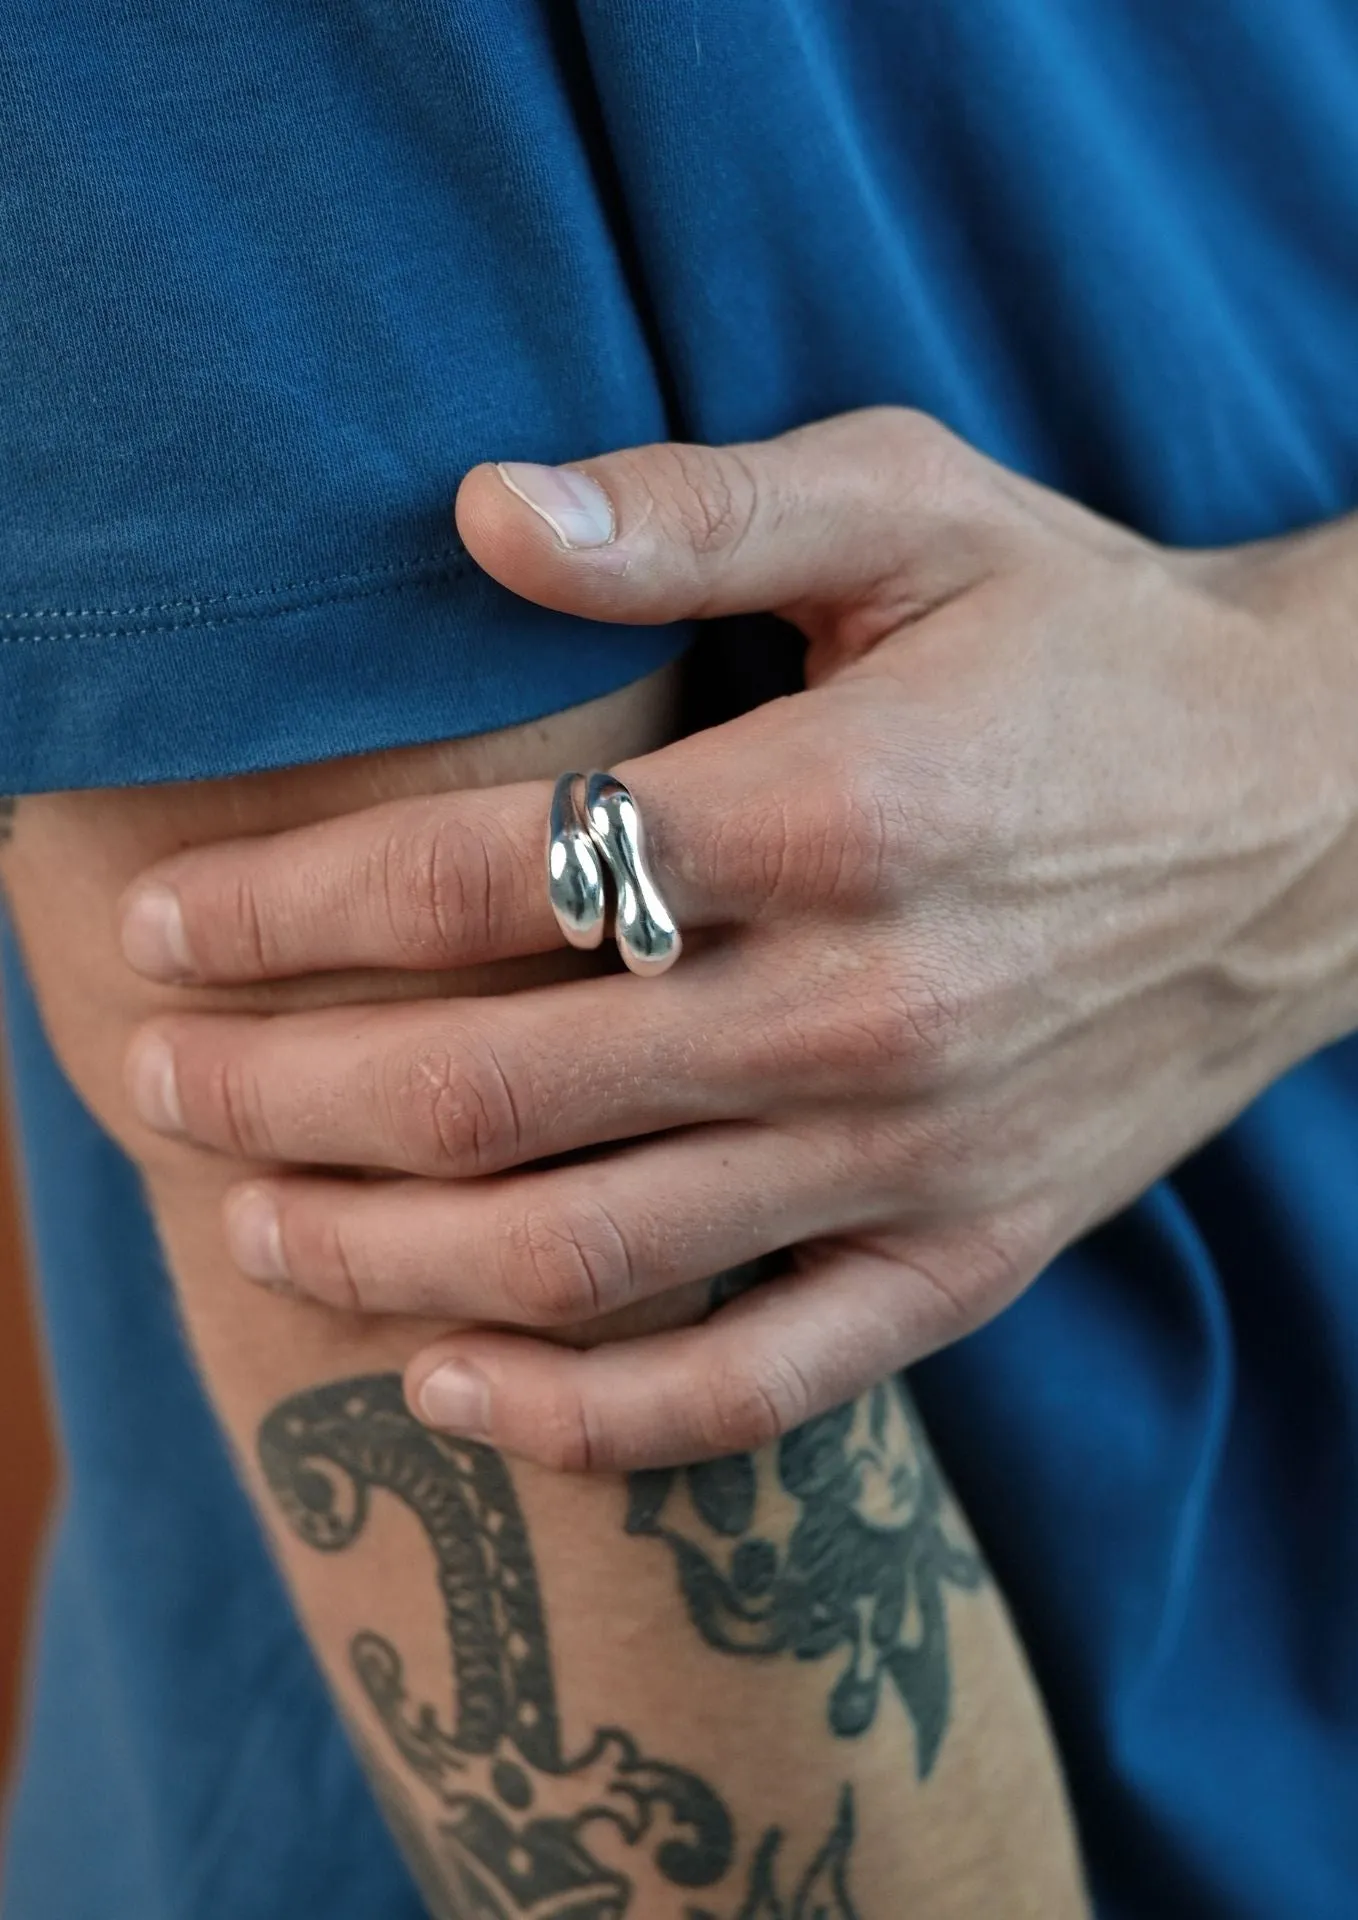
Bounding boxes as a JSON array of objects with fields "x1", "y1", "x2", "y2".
[
  {"x1": 219, "y1": 1126, "x2": 875, "y2": 1325},
  {"x1": 118, "y1": 778, "x2": 564, "y2": 984},
  {"x1": 118, "y1": 689, "x2": 864, "y2": 985},
  {"x1": 456, "y1": 407, "x2": 1017, "y2": 630},
  {"x1": 127, "y1": 956, "x2": 772, "y2": 1175},
  {"x1": 400, "y1": 1230, "x2": 1009, "y2": 1471}
]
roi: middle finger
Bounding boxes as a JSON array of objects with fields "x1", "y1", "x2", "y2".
[
  {"x1": 127, "y1": 953, "x2": 788, "y2": 1175},
  {"x1": 219, "y1": 1120, "x2": 874, "y2": 1325}
]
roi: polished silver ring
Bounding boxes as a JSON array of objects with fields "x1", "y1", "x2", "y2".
[{"x1": 547, "y1": 770, "x2": 681, "y2": 977}]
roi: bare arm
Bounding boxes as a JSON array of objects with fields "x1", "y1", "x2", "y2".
[{"x1": 0, "y1": 671, "x2": 1086, "y2": 1915}]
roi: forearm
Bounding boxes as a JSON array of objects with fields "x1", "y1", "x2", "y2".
[
  {"x1": 5, "y1": 1032, "x2": 1088, "y2": 1912},
  {"x1": 149, "y1": 1167, "x2": 1086, "y2": 1915},
  {"x1": 0, "y1": 694, "x2": 1086, "y2": 1914}
]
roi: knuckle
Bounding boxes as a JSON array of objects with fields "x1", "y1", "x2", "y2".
[
  {"x1": 873, "y1": 967, "x2": 968, "y2": 1078},
  {"x1": 382, "y1": 1031, "x2": 523, "y2": 1177},
  {"x1": 505, "y1": 1200, "x2": 633, "y2": 1326},
  {"x1": 372, "y1": 815, "x2": 466, "y2": 963},
  {"x1": 227, "y1": 870, "x2": 272, "y2": 976},
  {"x1": 368, "y1": 805, "x2": 507, "y2": 965},
  {"x1": 863, "y1": 1102, "x2": 973, "y2": 1197},
  {"x1": 881, "y1": 402, "x2": 950, "y2": 454},
  {"x1": 530, "y1": 1393, "x2": 601, "y2": 1475},
  {"x1": 303, "y1": 1211, "x2": 369, "y2": 1315},
  {"x1": 459, "y1": 1039, "x2": 528, "y2": 1173},
  {"x1": 732, "y1": 754, "x2": 904, "y2": 918},
  {"x1": 207, "y1": 1050, "x2": 276, "y2": 1159},
  {"x1": 808, "y1": 764, "x2": 903, "y2": 910},
  {"x1": 654, "y1": 442, "x2": 759, "y2": 561},
  {"x1": 838, "y1": 404, "x2": 1003, "y2": 551},
  {"x1": 704, "y1": 783, "x2": 825, "y2": 912},
  {"x1": 877, "y1": 405, "x2": 970, "y2": 491},
  {"x1": 381, "y1": 1046, "x2": 456, "y2": 1174},
  {"x1": 898, "y1": 1213, "x2": 1048, "y2": 1353},
  {"x1": 697, "y1": 1350, "x2": 815, "y2": 1455},
  {"x1": 905, "y1": 1233, "x2": 1010, "y2": 1346},
  {"x1": 1009, "y1": 1222, "x2": 1064, "y2": 1317},
  {"x1": 790, "y1": 961, "x2": 966, "y2": 1092},
  {"x1": 962, "y1": 1210, "x2": 1046, "y2": 1310},
  {"x1": 417, "y1": 813, "x2": 472, "y2": 957}
]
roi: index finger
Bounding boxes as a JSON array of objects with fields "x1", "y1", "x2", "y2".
[
  {"x1": 115, "y1": 714, "x2": 814, "y2": 984},
  {"x1": 119, "y1": 778, "x2": 562, "y2": 983}
]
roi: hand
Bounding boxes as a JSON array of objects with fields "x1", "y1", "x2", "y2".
[{"x1": 118, "y1": 407, "x2": 1358, "y2": 1468}]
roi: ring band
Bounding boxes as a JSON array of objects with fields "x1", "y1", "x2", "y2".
[{"x1": 547, "y1": 770, "x2": 682, "y2": 977}]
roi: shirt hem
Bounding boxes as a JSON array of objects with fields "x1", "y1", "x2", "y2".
[{"x1": 0, "y1": 562, "x2": 691, "y2": 792}]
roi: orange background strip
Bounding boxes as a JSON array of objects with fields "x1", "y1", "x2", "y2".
[{"x1": 0, "y1": 1065, "x2": 57, "y2": 1811}]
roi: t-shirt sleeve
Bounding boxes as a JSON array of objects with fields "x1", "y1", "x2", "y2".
[{"x1": 0, "y1": 1, "x2": 688, "y2": 791}]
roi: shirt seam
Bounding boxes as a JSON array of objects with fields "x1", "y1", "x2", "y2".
[{"x1": 0, "y1": 553, "x2": 477, "y2": 646}]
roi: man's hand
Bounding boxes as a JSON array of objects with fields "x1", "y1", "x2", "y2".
[{"x1": 116, "y1": 407, "x2": 1358, "y2": 1469}]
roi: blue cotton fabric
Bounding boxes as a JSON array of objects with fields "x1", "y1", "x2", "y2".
[{"x1": 3, "y1": 4, "x2": 1357, "y2": 1915}]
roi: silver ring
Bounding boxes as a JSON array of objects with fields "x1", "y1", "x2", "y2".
[{"x1": 547, "y1": 770, "x2": 681, "y2": 977}]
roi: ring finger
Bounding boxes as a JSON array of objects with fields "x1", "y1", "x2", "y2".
[
  {"x1": 222, "y1": 1121, "x2": 890, "y2": 1325},
  {"x1": 126, "y1": 936, "x2": 848, "y2": 1177}
]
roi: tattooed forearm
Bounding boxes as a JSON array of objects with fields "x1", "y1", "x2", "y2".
[
  {"x1": 347, "y1": 1722, "x2": 468, "y2": 1920},
  {"x1": 626, "y1": 1376, "x2": 983, "y2": 1778},
  {"x1": 258, "y1": 1375, "x2": 861, "y2": 1918}
]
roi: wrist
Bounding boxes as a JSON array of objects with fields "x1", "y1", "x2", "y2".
[{"x1": 1187, "y1": 517, "x2": 1358, "y2": 1052}]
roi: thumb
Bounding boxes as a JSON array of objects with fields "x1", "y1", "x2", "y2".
[{"x1": 454, "y1": 405, "x2": 1015, "y2": 630}]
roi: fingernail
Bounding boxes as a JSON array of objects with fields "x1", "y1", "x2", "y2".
[
  {"x1": 121, "y1": 882, "x2": 193, "y2": 980},
  {"x1": 495, "y1": 461, "x2": 616, "y2": 549},
  {"x1": 417, "y1": 1361, "x2": 492, "y2": 1437},
  {"x1": 225, "y1": 1186, "x2": 290, "y2": 1285},
  {"x1": 129, "y1": 1034, "x2": 184, "y2": 1135}
]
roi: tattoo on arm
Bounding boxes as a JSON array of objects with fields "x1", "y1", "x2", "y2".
[
  {"x1": 0, "y1": 797, "x2": 16, "y2": 847},
  {"x1": 625, "y1": 1376, "x2": 984, "y2": 1778},
  {"x1": 258, "y1": 1374, "x2": 861, "y2": 1918}
]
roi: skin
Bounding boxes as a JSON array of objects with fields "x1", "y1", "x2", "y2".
[
  {"x1": 0, "y1": 666, "x2": 1089, "y2": 1914},
  {"x1": 110, "y1": 405, "x2": 1358, "y2": 1470}
]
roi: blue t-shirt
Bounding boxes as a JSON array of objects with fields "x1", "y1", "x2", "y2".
[{"x1": 3, "y1": 4, "x2": 1358, "y2": 1915}]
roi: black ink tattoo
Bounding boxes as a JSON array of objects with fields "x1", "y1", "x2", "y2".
[
  {"x1": 0, "y1": 797, "x2": 15, "y2": 847},
  {"x1": 259, "y1": 1375, "x2": 860, "y2": 1918},
  {"x1": 728, "y1": 1786, "x2": 858, "y2": 1920},
  {"x1": 346, "y1": 1721, "x2": 468, "y2": 1920},
  {"x1": 626, "y1": 1376, "x2": 983, "y2": 1778}
]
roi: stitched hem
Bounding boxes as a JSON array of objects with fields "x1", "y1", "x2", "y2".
[
  {"x1": 0, "y1": 548, "x2": 473, "y2": 644},
  {"x1": 0, "y1": 559, "x2": 693, "y2": 793}
]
